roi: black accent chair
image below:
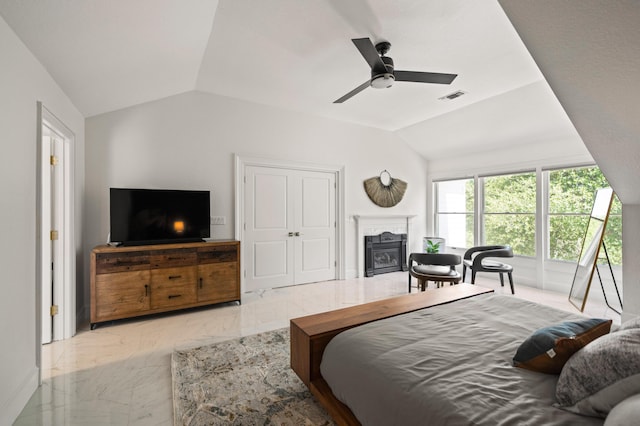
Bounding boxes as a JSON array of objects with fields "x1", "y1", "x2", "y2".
[
  {"x1": 462, "y1": 245, "x2": 515, "y2": 294},
  {"x1": 408, "y1": 253, "x2": 461, "y2": 292}
]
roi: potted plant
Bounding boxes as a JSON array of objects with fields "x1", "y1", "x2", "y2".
[{"x1": 425, "y1": 239, "x2": 441, "y2": 253}]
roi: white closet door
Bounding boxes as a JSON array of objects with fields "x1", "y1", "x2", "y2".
[
  {"x1": 293, "y1": 170, "x2": 336, "y2": 284},
  {"x1": 244, "y1": 166, "x2": 336, "y2": 291},
  {"x1": 245, "y1": 166, "x2": 294, "y2": 291}
]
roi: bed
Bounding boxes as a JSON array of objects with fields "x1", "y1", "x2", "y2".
[{"x1": 290, "y1": 284, "x2": 639, "y2": 425}]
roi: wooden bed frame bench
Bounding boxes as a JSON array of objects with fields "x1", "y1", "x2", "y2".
[{"x1": 290, "y1": 283, "x2": 494, "y2": 425}]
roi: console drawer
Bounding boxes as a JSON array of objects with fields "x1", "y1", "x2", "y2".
[
  {"x1": 95, "y1": 251, "x2": 150, "y2": 274},
  {"x1": 150, "y1": 266, "x2": 197, "y2": 309},
  {"x1": 150, "y1": 249, "x2": 197, "y2": 268},
  {"x1": 197, "y1": 245, "x2": 238, "y2": 264}
]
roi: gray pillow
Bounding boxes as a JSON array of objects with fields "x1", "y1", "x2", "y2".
[{"x1": 555, "y1": 328, "x2": 640, "y2": 417}]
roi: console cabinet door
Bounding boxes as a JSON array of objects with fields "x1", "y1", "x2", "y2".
[
  {"x1": 198, "y1": 262, "x2": 239, "y2": 303},
  {"x1": 150, "y1": 266, "x2": 197, "y2": 309},
  {"x1": 94, "y1": 270, "x2": 150, "y2": 321}
]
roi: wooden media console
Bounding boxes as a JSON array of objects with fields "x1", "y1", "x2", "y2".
[{"x1": 90, "y1": 240, "x2": 240, "y2": 329}]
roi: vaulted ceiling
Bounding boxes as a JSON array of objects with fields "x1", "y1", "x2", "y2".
[{"x1": 0, "y1": 0, "x2": 583, "y2": 160}]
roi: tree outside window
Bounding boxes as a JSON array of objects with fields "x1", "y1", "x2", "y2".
[
  {"x1": 548, "y1": 167, "x2": 622, "y2": 264},
  {"x1": 482, "y1": 172, "x2": 536, "y2": 257},
  {"x1": 434, "y1": 166, "x2": 621, "y2": 263}
]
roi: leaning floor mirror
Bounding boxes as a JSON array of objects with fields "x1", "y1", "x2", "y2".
[{"x1": 568, "y1": 187, "x2": 616, "y2": 312}]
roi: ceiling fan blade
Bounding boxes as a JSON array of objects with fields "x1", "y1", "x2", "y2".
[
  {"x1": 334, "y1": 80, "x2": 371, "y2": 103},
  {"x1": 395, "y1": 70, "x2": 458, "y2": 85},
  {"x1": 352, "y1": 38, "x2": 386, "y2": 71}
]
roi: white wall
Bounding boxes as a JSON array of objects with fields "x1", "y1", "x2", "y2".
[
  {"x1": 0, "y1": 15, "x2": 85, "y2": 425},
  {"x1": 84, "y1": 90, "x2": 428, "y2": 305}
]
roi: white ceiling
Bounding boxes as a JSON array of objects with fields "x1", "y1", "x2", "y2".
[{"x1": 0, "y1": 0, "x2": 582, "y2": 159}]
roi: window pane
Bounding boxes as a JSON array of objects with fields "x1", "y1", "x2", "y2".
[
  {"x1": 436, "y1": 213, "x2": 474, "y2": 248},
  {"x1": 484, "y1": 214, "x2": 535, "y2": 256},
  {"x1": 484, "y1": 173, "x2": 536, "y2": 213},
  {"x1": 436, "y1": 179, "x2": 473, "y2": 213},
  {"x1": 482, "y1": 172, "x2": 535, "y2": 256},
  {"x1": 549, "y1": 215, "x2": 589, "y2": 261},
  {"x1": 549, "y1": 167, "x2": 610, "y2": 214},
  {"x1": 435, "y1": 179, "x2": 474, "y2": 248},
  {"x1": 547, "y1": 166, "x2": 621, "y2": 265}
]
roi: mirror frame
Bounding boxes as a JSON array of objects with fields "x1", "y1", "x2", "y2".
[{"x1": 568, "y1": 187, "x2": 615, "y2": 312}]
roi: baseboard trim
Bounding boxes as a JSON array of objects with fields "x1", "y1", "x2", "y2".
[
  {"x1": 345, "y1": 269, "x2": 358, "y2": 279},
  {"x1": 0, "y1": 366, "x2": 39, "y2": 425}
]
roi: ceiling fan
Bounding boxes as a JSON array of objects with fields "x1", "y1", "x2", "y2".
[{"x1": 334, "y1": 37, "x2": 458, "y2": 103}]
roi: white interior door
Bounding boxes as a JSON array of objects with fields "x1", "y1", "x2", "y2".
[
  {"x1": 41, "y1": 126, "x2": 65, "y2": 343},
  {"x1": 51, "y1": 134, "x2": 64, "y2": 340},
  {"x1": 294, "y1": 171, "x2": 336, "y2": 284},
  {"x1": 40, "y1": 129, "x2": 53, "y2": 344},
  {"x1": 244, "y1": 166, "x2": 336, "y2": 291},
  {"x1": 245, "y1": 167, "x2": 294, "y2": 290}
]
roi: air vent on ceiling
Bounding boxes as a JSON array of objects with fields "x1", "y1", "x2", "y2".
[{"x1": 439, "y1": 90, "x2": 467, "y2": 101}]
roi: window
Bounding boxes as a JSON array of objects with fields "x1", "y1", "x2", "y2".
[
  {"x1": 434, "y1": 178, "x2": 474, "y2": 248},
  {"x1": 434, "y1": 166, "x2": 621, "y2": 264},
  {"x1": 548, "y1": 167, "x2": 622, "y2": 264},
  {"x1": 482, "y1": 172, "x2": 536, "y2": 257}
]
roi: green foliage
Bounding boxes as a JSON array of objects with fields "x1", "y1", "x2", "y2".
[
  {"x1": 549, "y1": 167, "x2": 610, "y2": 213},
  {"x1": 484, "y1": 173, "x2": 536, "y2": 213},
  {"x1": 425, "y1": 240, "x2": 441, "y2": 253},
  {"x1": 548, "y1": 167, "x2": 621, "y2": 265},
  {"x1": 483, "y1": 173, "x2": 536, "y2": 256},
  {"x1": 485, "y1": 214, "x2": 536, "y2": 257}
]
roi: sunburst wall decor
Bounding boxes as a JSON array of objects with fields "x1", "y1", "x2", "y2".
[{"x1": 363, "y1": 170, "x2": 407, "y2": 208}]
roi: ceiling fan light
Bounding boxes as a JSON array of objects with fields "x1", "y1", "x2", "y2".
[{"x1": 371, "y1": 73, "x2": 395, "y2": 89}]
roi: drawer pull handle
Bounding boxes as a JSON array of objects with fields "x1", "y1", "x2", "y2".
[
  {"x1": 145, "y1": 284, "x2": 149, "y2": 297},
  {"x1": 168, "y1": 275, "x2": 182, "y2": 280},
  {"x1": 168, "y1": 294, "x2": 182, "y2": 299},
  {"x1": 199, "y1": 278, "x2": 203, "y2": 289}
]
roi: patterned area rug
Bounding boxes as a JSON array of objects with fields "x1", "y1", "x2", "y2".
[{"x1": 171, "y1": 328, "x2": 335, "y2": 425}]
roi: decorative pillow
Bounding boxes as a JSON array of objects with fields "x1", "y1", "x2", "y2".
[
  {"x1": 604, "y1": 393, "x2": 640, "y2": 426},
  {"x1": 412, "y1": 265, "x2": 455, "y2": 276},
  {"x1": 555, "y1": 328, "x2": 640, "y2": 417},
  {"x1": 513, "y1": 318, "x2": 612, "y2": 374},
  {"x1": 619, "y1": 316, "x2": 640, "y2": 331}
]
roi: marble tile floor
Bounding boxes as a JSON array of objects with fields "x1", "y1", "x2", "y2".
[{"x1": 15, "y1": 273, "x2": 620, "y2": 425}]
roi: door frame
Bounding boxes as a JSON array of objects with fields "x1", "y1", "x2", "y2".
[
  {"x1": 36, "y1": 102, "x2": 76, "y2": 348},
  {"x1": 235, "y1": 155, "x2": 346, "y2": 293}
]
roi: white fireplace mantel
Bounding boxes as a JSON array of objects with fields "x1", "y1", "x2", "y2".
[{"x1": 354, "y1": 214, "x2": 417, "y2": 278}]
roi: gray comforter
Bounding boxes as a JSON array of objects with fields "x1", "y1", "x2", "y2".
[{"x1": 320, "y1": 294, "x2": 604, "y2": 425}]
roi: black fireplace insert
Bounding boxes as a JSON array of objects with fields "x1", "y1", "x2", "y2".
[{"x1": 365, "y1": 232, "x2": 408, "y2": 277}]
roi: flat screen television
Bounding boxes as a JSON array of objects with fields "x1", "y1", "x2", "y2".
[{"x1": 110, "y1": 188, "x2": 210, "y2": 246}]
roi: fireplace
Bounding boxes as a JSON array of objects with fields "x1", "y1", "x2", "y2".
[{"x1": 365, "y1": 232, "x2": 408, "y2": 277}]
